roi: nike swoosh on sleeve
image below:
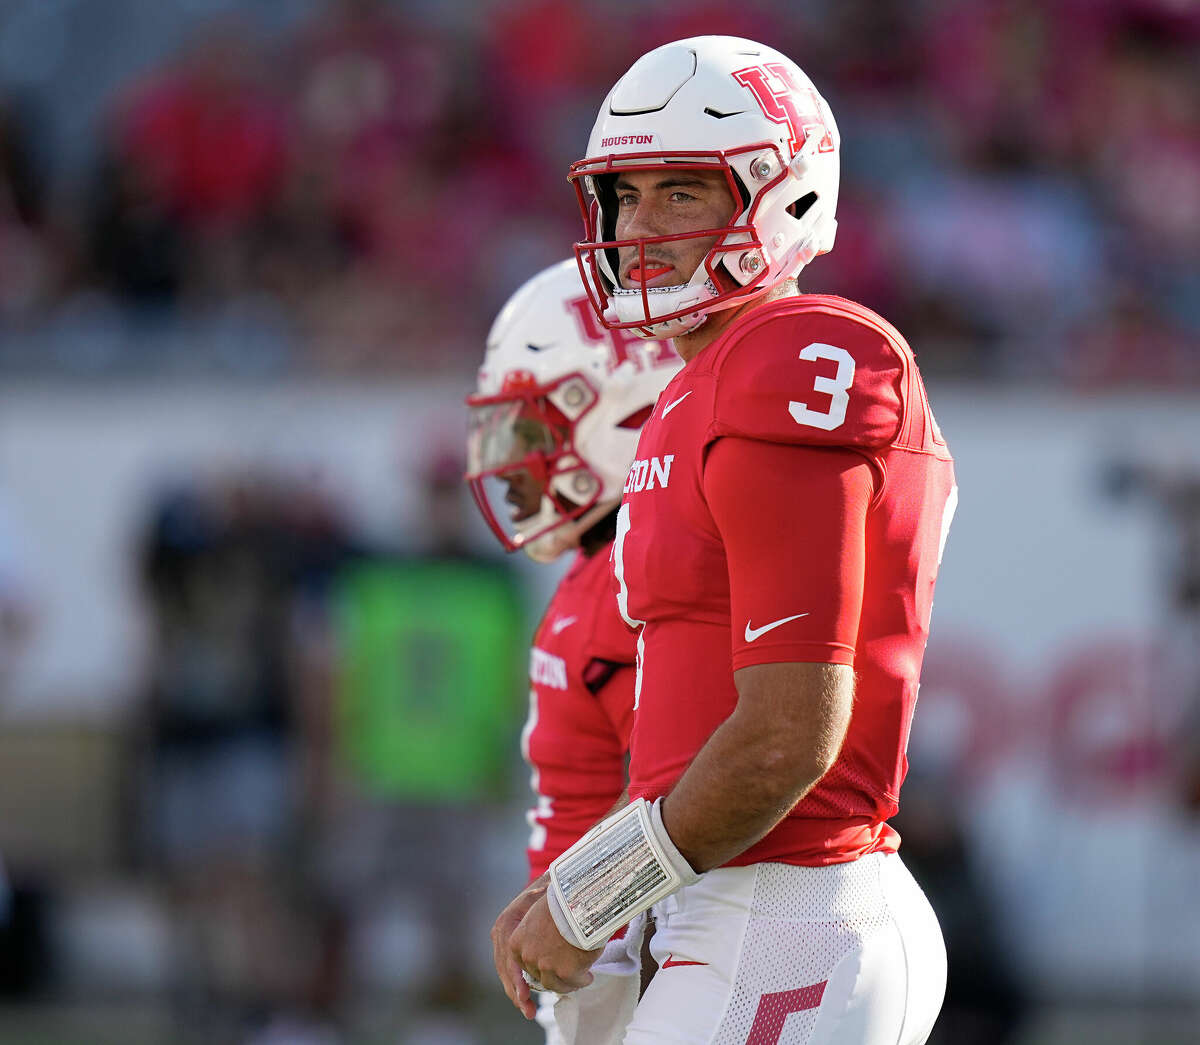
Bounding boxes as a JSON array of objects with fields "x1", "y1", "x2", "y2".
[{"x1": 744, "y1": 613, "x2": 810, "y2": 642}]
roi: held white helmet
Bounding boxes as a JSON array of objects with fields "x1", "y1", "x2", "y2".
[
  {"x1": 465, "y1": 259, "x2": 680, "y2": 562},
  {"x1": 569, "y1": 35, "x2": 840, "y2": 339}
]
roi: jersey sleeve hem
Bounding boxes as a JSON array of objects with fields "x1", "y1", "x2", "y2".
[
  {"x1": 731, "y1": 641, "x2": 856, "y2": 672},
  {"x1": 582, "y1": 640, "x2": 637, "y2": 667}
]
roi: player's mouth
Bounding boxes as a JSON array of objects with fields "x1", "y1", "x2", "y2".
[
  {"x1": 624, "y1": 262, "x2": 675, "y2": 287},
  {"x1": 503, "y1": 474, "x2": 541, "y2": 521}
]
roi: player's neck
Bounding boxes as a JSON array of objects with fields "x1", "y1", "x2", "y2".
[
  {"x1": 673, "y1": 280, "x2": 800, "y2": 362},
  {"x1": 579, "y1": 508, "x2": 618, "y2": 557}
]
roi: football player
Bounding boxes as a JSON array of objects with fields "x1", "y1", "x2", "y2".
[
  {"x1": 467, "y1": 260, "x2": 679, "y2": 1044},
  {"x1": 498, "y1": 37, "x2": 958, "y2": 1045}
]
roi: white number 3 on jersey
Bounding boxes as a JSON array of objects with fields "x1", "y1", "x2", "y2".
[{"x1": 788, "y1": 342, "x2": 855, "y2": 431}]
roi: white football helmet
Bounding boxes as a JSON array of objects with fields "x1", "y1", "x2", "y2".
[
  {"x1": 569, "y1": 35, "x2": 840, "y2": 339},
  {"x1": 465, "y1": 260, "x2": 680, "y2": 562}
]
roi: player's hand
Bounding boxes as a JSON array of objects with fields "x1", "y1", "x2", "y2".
[
  {"x1": 491, "y1": 874, "x2": 549, "y2": 1019},
  {"x1": 508, "y1": 894, "x2": 602, "y2": 1011}
]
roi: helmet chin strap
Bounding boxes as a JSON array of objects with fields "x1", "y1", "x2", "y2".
[
  {"x1": 624, "y1": 308, "x2": 709, "y2": 341},
  {"x1": 607, "y1": 286, "x2": 711, "y2": 340},
  {"x1": 607, "y1": 266, "x2": 778, "y2": 340},
  {"x1": 520, "y1": 497, "x2": 620, "y2": 563}
]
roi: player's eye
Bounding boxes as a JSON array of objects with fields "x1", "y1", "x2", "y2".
[
  {"x1": 617, "y1": 193, "x2": 637, "y2": 206},
  {"x1": 669, "y1": 191, "x2": 696, "y2": 202},
  {"x1": 512, "y1": 416, "x2": 554, "y2": 452}
]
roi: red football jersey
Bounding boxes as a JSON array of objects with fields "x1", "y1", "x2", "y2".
[
  {"x1": 524, "y1": 542, "x2": 638, "y2": 880},
  {"x1": 614, "y1": 295, "x2": 957, "y2": 866}
]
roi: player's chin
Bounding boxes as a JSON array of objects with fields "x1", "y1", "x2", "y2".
[{"x1": 505, "y1": 490, "x2": 542, "y2": 521}]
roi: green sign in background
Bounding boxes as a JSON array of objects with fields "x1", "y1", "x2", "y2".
[{"x1": 334, "y1": 558, "x2": 527, "y2": 801}]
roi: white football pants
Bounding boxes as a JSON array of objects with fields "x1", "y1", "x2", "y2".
[
  {"x1": 535, "y1": 913, "x2": 647, "y2": 1045},
  {"x1": 622, "y1": 853, "x2": 946, "y2": 1045}
]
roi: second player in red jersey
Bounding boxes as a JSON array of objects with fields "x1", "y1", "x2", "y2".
[
  {"x1": 468, "y1": 259, "x2": 679, "y2": 1045},
  {"x1": 524, "y1": 544, "x2": 637, "y2": 880}
]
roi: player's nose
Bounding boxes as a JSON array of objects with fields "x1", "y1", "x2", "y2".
[{"x1": 619, "y1": 200, "x2": 667, "y2": 240}]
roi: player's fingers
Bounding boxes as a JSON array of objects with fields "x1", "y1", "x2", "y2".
[
  {"x1": 502, "y1": 935, "x2": 545, "y2": 1018},
  {"x1": 508, "y1": 943, "x2": 544, "y2": 1018},
  {"x1": 493, "y1": 943, "x2": 516, "y2": 1005},
  {"x1": 491, "y1": 921, "x2": 516, "y2": 1001},
  {"x1": 494, "y1": 926, "x2": 532, "y2": 1012},
  {"x1": 513, "y1": 963, "x2": 537, "y2": 1019},
  {"x1": 502, "y1": 955, "x2": 528, "y2": 1015},
  {"x1": 491, "y1": 885, "x2": 544, "y2": 1006}
]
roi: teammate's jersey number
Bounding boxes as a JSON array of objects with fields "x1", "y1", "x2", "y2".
[
  {"x1": 788, "y1": 342, "x2": 855, "y2": 431},
  {"x1": 527, "y1": 793, "x2": 553, "y2": 851},
  {"x1": 613, "y1": 503, "x2": 646, "y2": 710},
  {"x1": 612, "y1": 503, "x2": 641, "y2": 631}
]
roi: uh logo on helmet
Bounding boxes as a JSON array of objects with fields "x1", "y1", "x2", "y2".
[
  {"x1": 465, "y1": 260, "x2": 680, "y2": 562},
  {"x1": 569, "y1": 35, "x2": 840, "y2": 340}
]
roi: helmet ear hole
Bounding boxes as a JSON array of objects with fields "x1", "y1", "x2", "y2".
[
  {"x1": 595, "y1": 174, "x2": 619, "y2": 240},
  {"x1": 591, "y1": 173, "x2": 623, "y2": 288},
  {"x1": 731, "y1": 172, "x2": 750, "y2": 212},
  {"x1": 788, "y1": 191, "x2": 817, "y2": 220}
]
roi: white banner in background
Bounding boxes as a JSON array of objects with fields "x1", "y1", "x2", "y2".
[
  {"x1": 0, "y1": 380, "x2": 1198, "y2": 1000},
  {"x1": 914, "y1": 389, "x2": 1200, "y2": 1001}
]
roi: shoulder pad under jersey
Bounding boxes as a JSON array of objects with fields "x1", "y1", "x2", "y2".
[{"x1": 709, "y1": 296, "x2": 909, "y2": 449}]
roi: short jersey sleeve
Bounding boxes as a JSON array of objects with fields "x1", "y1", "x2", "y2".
[
  {"x1": 581, "y1": 604, "x2": 638, "y2": 749},
  {"x1": 582, "y1": 550, "x2": 638, "y2": 747},
  {"x1": 710, "y1": 303, "x2": 908, "y2": 449},
  {"x1": 703, "y1": 436, "x2": 874, "y2": 671},
  {"x1": 590, "y1": 661, "x2": 636, "y2": 750},
  {"x1": 583, "y1": 585, "x2": 638, "y2": 668}
]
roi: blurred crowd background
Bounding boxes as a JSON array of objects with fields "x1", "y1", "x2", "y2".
[
  {"x1": 0, "y1": 0, "x2": 1198, "y2": 1043},
  {"x1": 0, "y1": 0, "x2": 1196, "y2": 381}
]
